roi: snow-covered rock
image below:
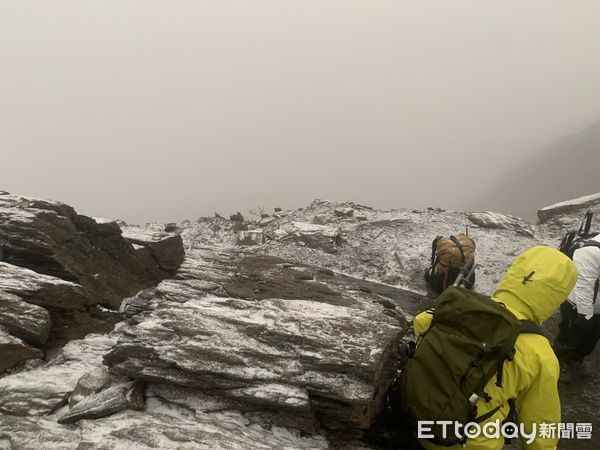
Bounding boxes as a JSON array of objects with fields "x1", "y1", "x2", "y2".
[
  {"x1": 538, "y1": 192, "x2": 600, "y2": 223},
  {"x1": 0, "y1": 194, "x2": 180, "y2": 309},
  {"x1": 0, "y1": 408, "x2": 329, "y2": 449},
  {"x1": 0, "y1": 262, "x2": 89, "y2": 311},
  {"x1": 274, "y1": 221, "x2": 342, "y2": 253},
  {"x1": 237, "y1": 229, "x2": 265, "y2": 246},
  {"x1": 0, "y1": 333, "x2": 117, "y2": 415},
  {"x1": 121, "y1": 226, "x2": 185, "y2": 273},
  {"x1": 0, "y1": 290, "x2": 51, "y2": 346},
  {"x1": 468, "y1": 211, "x2": 535, "y2": 237},
  {"x1": 3, "y1": 192, "x2": 600, "y2": 448},
  {"x1": 58, "y1": 380, "x2": 144, "y2": 424},
  {"x1": 68, "y1": 367, "x2": 114, "y2": 407}
]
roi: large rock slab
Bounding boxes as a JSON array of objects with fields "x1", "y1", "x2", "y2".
[
  {"x1": 105, "y1": 250, "x2": 406, "y2": 433},
  {"x1": 0, "y1": 195, "x2": 180, "y2": 309},
  {"x1": 0, "y1": 290, "x2": 51, "y2": 345},
  {"x1": 0, "y1": 262, "x2": 88, "y2": 311}
]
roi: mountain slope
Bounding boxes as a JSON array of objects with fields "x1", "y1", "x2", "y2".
[{"x1": 470, "y1": 120, "x2": 600, "y2": 221}]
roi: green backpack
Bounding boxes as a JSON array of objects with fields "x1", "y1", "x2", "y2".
[{"x1": 397, "y1": 286, "x2": 542, "y2": 447}]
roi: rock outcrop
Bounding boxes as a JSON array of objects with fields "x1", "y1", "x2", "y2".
[
  {"x1": 467, "y1": 211, "x2": 535, "y2": 237},
  {"x1": 0, "y1": 194, "x2": 184, "y2": 373},
  {"x1": 0, "y1": 262, "x2": 89, "y2": 311},
  {"x1": 0, "y1": 194, "x2": 182, "y2": 309},
  {"x1": 104, "y1": 249, "x2": 412, "y2": 435},
  {"x1": 537, "y1": 192, "x2": 600, "y2": 225},
  {"x1": 121, "y1": 225, "x2": 185, "y2": 273}
]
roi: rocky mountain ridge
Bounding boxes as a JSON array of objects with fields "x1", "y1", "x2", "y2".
[{"x1": 1, "y1": 191, "x2": 599, "y2": 449}]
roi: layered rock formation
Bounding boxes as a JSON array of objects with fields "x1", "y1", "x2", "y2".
[
  {"x1": 0, "y1": 195, "x2": 182, "y2": 308},
  {"x1": 104, "y1": 250, "x2": 410, "y2": 435},
  {"x1": 0, "y1": 194, "x2": 184, "y2": 373}
]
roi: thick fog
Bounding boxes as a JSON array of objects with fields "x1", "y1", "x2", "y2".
[{"x1": 2, "y1": 1, "x2": 600, "y2": 223}]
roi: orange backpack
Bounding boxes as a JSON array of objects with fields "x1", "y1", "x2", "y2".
[{"x1": 426, "y1": 234, "x2": 476, "y2": 293}]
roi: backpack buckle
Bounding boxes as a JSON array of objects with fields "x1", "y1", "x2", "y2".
[{"x1": 507, "y1": 348, "x2": 516, "y2": 362}]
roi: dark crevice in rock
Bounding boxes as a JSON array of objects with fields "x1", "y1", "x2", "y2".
[{"x1": 43, "y1": 306, "x2": 122, "y2": 352}]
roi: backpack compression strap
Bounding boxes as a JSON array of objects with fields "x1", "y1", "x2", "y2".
[{"x1": 450, "y1": 235, "x2": 466, "y2": 263}]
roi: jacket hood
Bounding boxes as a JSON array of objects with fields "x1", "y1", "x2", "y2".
[{"x1": 492, "y1": 246, "x2": 578, "y2": 324}]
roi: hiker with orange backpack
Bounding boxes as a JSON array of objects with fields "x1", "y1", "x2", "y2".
[{"x1": 424, "y1": 234, "x2": 476, "y2": 294}]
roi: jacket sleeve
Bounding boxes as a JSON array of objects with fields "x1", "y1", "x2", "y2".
[
  {"x1": 515, "y1": 353, "x2": 561, "y2": 450},
  {"x1": 571, "y1": 247, "x2": 600, "y2": 317}
]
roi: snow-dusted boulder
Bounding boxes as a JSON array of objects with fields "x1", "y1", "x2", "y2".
[
  {"x1": 538, "y1": 192, "x2": 600, "y2": 224},
  {"x1": 121, "y1": 226, "x2": 185, "y2": 273},
  {"x1": 468, "y1": 211, "x2": 535, "y2": 237},
  {"x1": 275, "y1": 221, "x2": 342, "y2": 253}
]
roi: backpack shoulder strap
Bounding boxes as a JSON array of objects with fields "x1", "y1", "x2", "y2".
[
  {"x1": 431, "y1": 236, "x2": 442, "y2": 267},
  {"x1": 519, "y1": 320, "x2": 544, "y2": 337},
  {"x1": 494, "y1": 320, "x2": 545, "y2": 388},
  {"x1": 583, "y1": 240, "x2": 600, "y2": 251}
]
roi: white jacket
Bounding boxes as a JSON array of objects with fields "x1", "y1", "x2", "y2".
[{"x1": 570, "y1": 234, "x2": 600, "y2": 316}]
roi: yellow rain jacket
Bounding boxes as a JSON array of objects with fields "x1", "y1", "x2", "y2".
[{"x1": 413, "y1": 246, "x2": 577, "y2": 450}]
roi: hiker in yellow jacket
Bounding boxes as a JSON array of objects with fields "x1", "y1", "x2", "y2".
[{"x1": 413, "y1": 246, "x2": 577, "y2": 450}]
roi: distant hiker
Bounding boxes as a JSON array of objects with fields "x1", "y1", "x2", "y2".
[
  {"x1": 554, "y1": 211, "x2": 600, "y2": 381},
  {"x1": 424, "y1": 234, "x2": 475, "y2": 294},
  {"x1": 395, "y1": 246, "x2": 577, "y2": 449}
]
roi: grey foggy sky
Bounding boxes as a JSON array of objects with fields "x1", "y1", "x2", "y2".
[{"x1": 2, "y1": 1, "x2": 600, "y2": 223}]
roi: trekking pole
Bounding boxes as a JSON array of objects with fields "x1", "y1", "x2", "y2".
[
  {"x1": 453, "y1": 254, "x2": 476, "y2": 288},
  {"x1": 583, "y1": 211, "x2": 593, "y2": 238}
]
